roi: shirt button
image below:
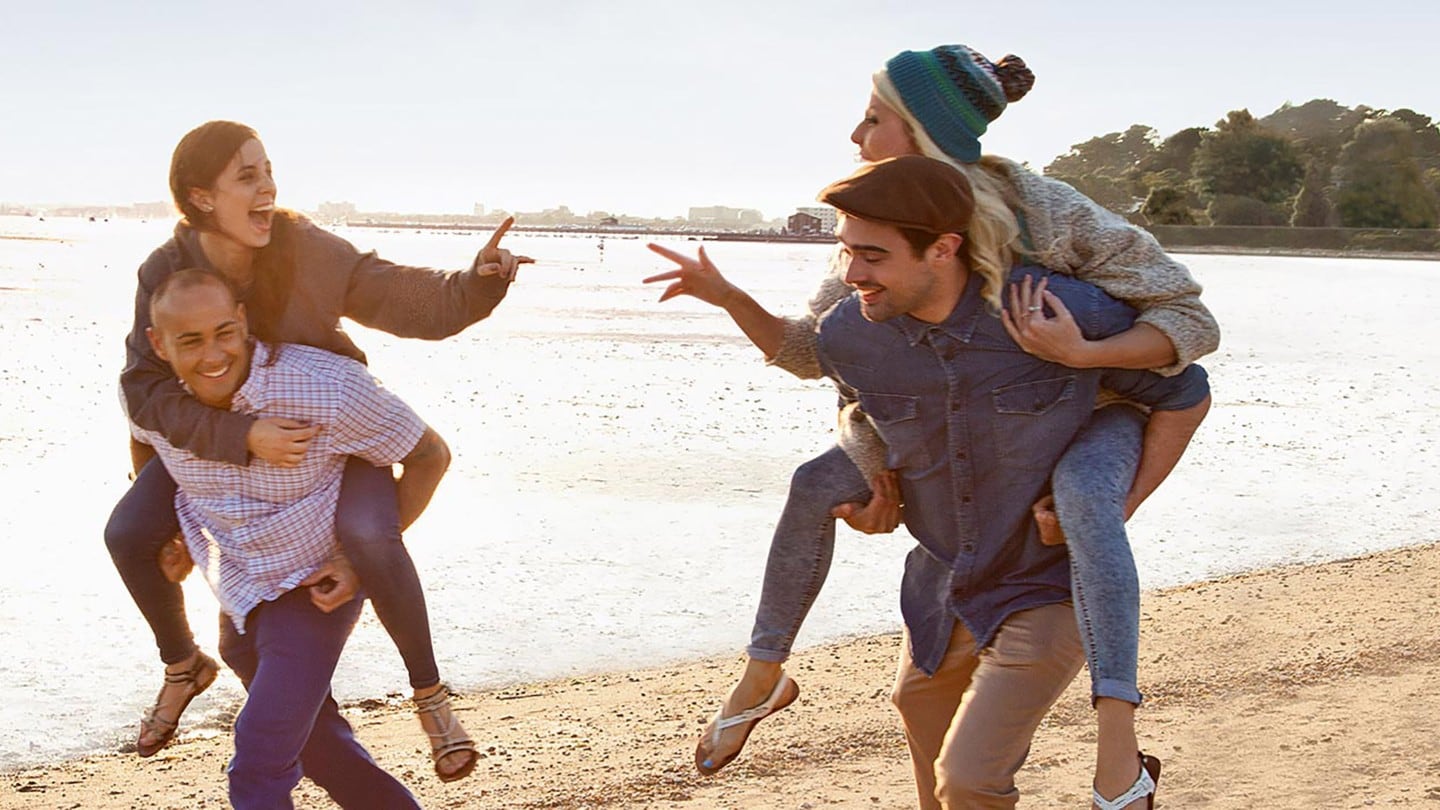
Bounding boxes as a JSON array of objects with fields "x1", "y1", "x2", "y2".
[
  {"x1": 954, "y1": 450, "x2": 967, "y2": 459},
  {"x1": 961, "y1": 495, "x2": 972, "y2": 503}
]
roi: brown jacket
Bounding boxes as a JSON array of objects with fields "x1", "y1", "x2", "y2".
[{"x1": 122, "y1": 216, "x2": 511, "y2": 464}]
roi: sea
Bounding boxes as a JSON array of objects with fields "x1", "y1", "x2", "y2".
[{"x1": 0, "y1": 215, "x2": 1435, "y2": 770}]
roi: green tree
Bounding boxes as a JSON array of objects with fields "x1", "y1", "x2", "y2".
[
  {"x1": 1207, "y1": 195, "x2": 1290, "y2": 226},
  {"x1": 1136, "y1": 127, "x2": 1205, "y2": 178},
  {"x1": 1193, "y1": 110, "x2": 1306, "y2": 206},
  {"x1": 1141, "y1": 185, "x2": 1196, "y2": 225},
  {"x1": 1334, "y1": 118, "x2": 1439, "y2": 229},
  {"x1": 1386, "y1": 109, "x2": 1440, "y2": 174},
  {"x1": 1291, "y1": 163, "x2": 1336, "y2": 227},
  {"x1": 1044, "y1": 124, "x2": 1158, "y2": 214},
  {"x1": 1261, "y1": 99, "x2": 1372, "y2": 168}
]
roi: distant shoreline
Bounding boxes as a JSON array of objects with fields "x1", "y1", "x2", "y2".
[
  {"x1": 337, "y1": 221, "x2": 1440, "y2": 259},
  {"x1": 339, "y1": 220, "x2": 837, "y2": 244},
  {"x1": 1165, "y1": 245, "x2": 1440, "y2": 261}
]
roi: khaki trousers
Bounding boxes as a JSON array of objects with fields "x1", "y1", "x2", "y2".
[{"x1": 891, "y1": 603, "x2": 1084, "y2": 809}]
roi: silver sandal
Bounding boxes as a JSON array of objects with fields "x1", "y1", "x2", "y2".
[{"x1": 415, "y1": 685, "x2": 478, "y2": 783}]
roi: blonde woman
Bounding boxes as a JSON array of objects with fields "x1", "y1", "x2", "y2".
[{"x1": 647, "y1": 44, "x2": 1215, "y2": 810}]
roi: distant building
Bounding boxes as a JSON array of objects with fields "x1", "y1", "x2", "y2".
[
  {"x1": 473, "y1": 203, "x2": 486, "y2": 216},
  {"x1": 787, "y1": 212, "x2": 823, "y2": 235},
  {"x1": 317, "y1": 201, "x2": 358, "y2": 223},
  {"x1": 794, "y1": 206, "x2": 837, "y2": 234},
  {"x1": 131, "y1": 201, "x2": 174, "y2": 219},
  {"x1": 688, "y1": 205, "x2": 765, "y2": 228}
]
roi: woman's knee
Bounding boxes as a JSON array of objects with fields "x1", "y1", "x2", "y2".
[
  {"x1": 334, "y1": 510, "x2": 400, "y2": 553},
  {"x1": 789, "y1": 447, "x2": 866, "y2": 505},
  {"x1": 103, "y1": 502, "x2": 175, "y2": 561}
]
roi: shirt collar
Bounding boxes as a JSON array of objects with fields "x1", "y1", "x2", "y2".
[
  {"x1": 229, "y1": 339, "x2": 270, "y2": 413},
  {"x1": 893, "y1": 272, "x2": 986, "y2": 347}
]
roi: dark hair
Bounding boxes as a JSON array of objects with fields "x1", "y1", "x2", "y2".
[
  {"x1": 897, "y1": 225, "x2": 974, "y2": 270},
  {"x1": 169, "y1": 120, "x2": 259, "y2": 228},
  {"x1": 149, "y1": 267, "x2": 283, "y2": 368},
  {"x1": 149, "y1": 267, "x2": 239, "y2": 324},
  {"x1": 896, "y1": 226, "x2": 940, "y2": 258}
]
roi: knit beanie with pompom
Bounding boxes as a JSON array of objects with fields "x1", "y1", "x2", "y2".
[{"x1": 879, "y1": 45, "x2": 1034, "y2": 163}]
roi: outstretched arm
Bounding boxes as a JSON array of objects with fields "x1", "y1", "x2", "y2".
[
  {"x1": 342, "y1": 217, "x2": 533, "y2": 340},
  {"x1": 644, "y1": 243, "x2": 785, "y2": 359}
]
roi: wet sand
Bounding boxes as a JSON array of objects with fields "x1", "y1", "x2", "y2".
[{"x1": 4, "y1": 541, "x2": 1437, "y2": 809}]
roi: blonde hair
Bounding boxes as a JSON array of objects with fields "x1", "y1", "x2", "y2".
[{"x1": 873, "y1": 73, "x2": 1022, "y2": 310}]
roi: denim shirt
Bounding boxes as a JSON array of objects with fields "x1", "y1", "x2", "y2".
[{"x1": 817, "y1": 265, "x2": 1210, "y2": 675}]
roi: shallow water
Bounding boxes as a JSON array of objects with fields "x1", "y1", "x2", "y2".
[{"x1": 0, "y1": 216, "x2": 1435, "y2": 769}]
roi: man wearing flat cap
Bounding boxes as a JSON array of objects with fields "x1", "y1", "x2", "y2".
[{"x1": 648, "y1": 155, "x2": 1210, "y2": 807}]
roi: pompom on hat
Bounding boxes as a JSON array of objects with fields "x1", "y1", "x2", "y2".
[{"x1": 878, "y1": 44, "x2": 1034, "y2": 163}]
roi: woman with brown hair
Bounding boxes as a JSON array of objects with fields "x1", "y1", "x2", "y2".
[{"x1": 105, "y1": 120, "x2": 526, "y2": 782}]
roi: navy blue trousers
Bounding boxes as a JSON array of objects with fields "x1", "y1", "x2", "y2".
[{"x1": 219, "y1": 588, "x2": 419, "y2": 810}]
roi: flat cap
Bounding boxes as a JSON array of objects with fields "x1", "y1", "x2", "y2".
[{"x1": 817, "y1": 155, "x2": 974, "y2": 235}]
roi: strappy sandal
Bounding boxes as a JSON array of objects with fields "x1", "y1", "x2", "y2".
[
  {"x1": 1093, "y1": 753, "x2": 1162, "y2": 810},
  {"x1": 136, "y1": 651, "x2": 219, "y2": 757},
  {"x1": 695, "y1": 672, "x2": 800, "y2": 776},
  {"x1": 415, "y1": 685, "x2": 478, "y2": 783}
]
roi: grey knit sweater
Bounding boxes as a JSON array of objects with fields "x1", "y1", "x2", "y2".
[{"x1": 768, "y1": 159, "x2": 1220, "y2": 479}]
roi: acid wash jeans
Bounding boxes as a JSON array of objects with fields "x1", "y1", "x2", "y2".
[{"x1": 745, "y1": 403, "x2": 1147, "y2": 706}]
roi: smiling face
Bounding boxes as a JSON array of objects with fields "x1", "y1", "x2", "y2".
[
  {"x1": 837, "y1": 215, "x2": 964, "y2": 324},
  {"x1": 147, "y1": 275, "x2": 252, "y2": 408},
  {"x1": 850, "y1": 93, "x2": 921, "y2": 162},
  {"x1": 187, "y1": 138, "x2": 276, "y2": 252}
]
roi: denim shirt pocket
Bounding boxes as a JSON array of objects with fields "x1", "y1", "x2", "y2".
[
  {"x1": 857, "y1": 391, "x2": 934, "y2": 472},
  {"x1": 990, "y1": 375, "x2": 1079, "y2": 471}
]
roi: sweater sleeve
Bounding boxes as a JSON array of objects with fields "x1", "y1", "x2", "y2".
[
  {"x1": 1014, "y1": 168, "x2": 1220, "y2": 375},
  {"x1": 119, "y1": 250, "x2": 255, "y2": 465},
  {"x1": 335, "y1": 230, "x2": 514, "y2": 339},
  {"x1": 766, "y1": 271, "x2": 851, "y2": 380}
]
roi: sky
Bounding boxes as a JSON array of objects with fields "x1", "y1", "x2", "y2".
[{"x1": 3, "y1": 0, "x2": 1437, "y2": 220}]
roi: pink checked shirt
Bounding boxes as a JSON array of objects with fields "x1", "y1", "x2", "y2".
[{"x1": 130, "y1": 342, "x2": 425, "y2": 632}]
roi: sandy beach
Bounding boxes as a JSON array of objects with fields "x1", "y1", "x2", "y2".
[
  {"x1": 4, "y1": 222, "x2": 1440, "y2": 807},
  {"x1": 4, "y1": 540, "x2": 1437, "y2": 809}
]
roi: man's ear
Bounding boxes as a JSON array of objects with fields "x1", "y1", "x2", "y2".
[
  {"x1": 235, "y1": 302, "x2": 248, "y2": 335},
  {"x1": 930, "y1": 233, "x2": 964, "y2": 263},
  {"x1": 146, "y1": 326, "x2": 168, "y2": 362}
]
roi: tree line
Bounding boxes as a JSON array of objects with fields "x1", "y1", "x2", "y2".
[{"x1": 1043, "y1": 99, "x2": 1440, "y2": 229}]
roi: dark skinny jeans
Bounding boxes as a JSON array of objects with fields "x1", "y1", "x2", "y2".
[{"x1": 104, "y1": 456, "x2": 440, "y2": 689}]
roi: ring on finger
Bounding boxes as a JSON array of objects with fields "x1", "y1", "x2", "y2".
[{"x1": 1027, "y1": 305, "x2": 1043, "y2": 312}]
